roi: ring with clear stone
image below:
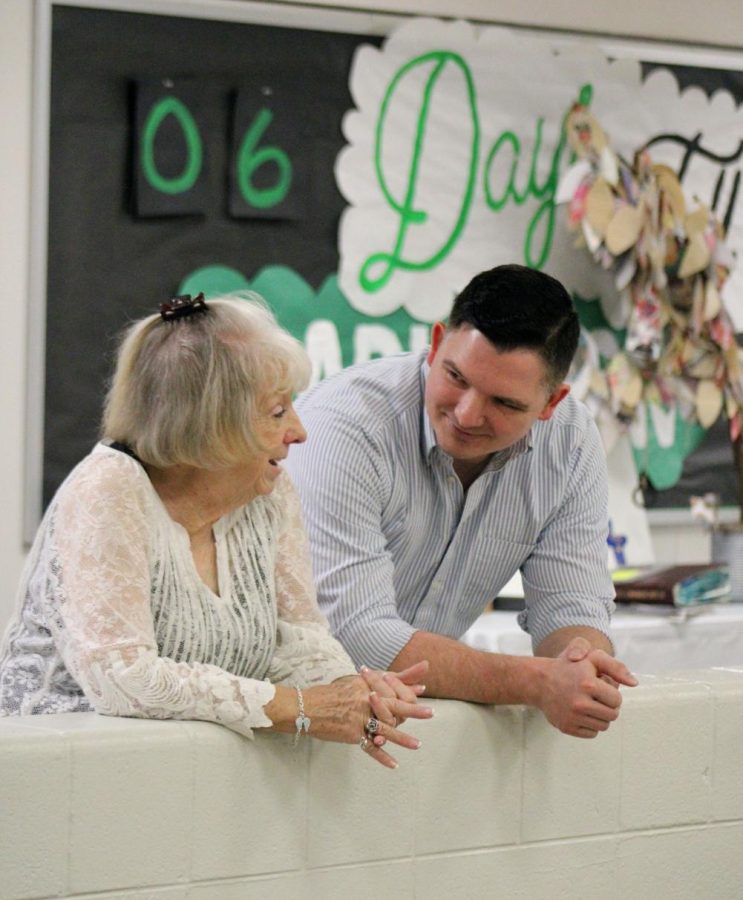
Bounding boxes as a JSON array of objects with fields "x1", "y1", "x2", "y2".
[{"x1": 365, "y1": 717, "x2": 381, "y2": 736}]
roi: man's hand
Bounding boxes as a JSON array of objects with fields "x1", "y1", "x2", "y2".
[
  {"x1": 390, "y1": 629, "x2": 637, "y2": 739},
  {"x1": 536, "y1": 636, "x2": 638, "y2": 738}
]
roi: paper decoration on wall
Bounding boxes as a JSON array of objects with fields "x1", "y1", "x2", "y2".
[
  {"x1": 336, "y1": 18, "x2": 743, "y2": 332},
  {"x1": 567, "y1": 295, "x2": 709, "y2": 490},
  {"x1": 134, "y1": 79, "x2": 209, "y2": 216},
  {"x1": 228, "y1": 84, "x2": 308, "y2": 220},
  {"x1": 556, "y1": 93, "x2": 743, "y2": 493}
]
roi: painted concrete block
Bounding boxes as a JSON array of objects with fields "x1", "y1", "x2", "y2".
[
  {"x1": 615, "y1": 822, "x2": 743, "y2": 900},
  {"x1": 620, "y1": 677, "x2": 713, "y2": 829},
  {"x1": 708, "y1": 672, "x2": 743, "y2": 821},
  {"x1": 667, "y1": 667, "x2": 743, "y2": 824},
  {"x1": 0, "y1": 721, "x2": 69, "y2": 900},
  {"x1": 190, "y1": 874, "x2": 305, "y2": 900},
  {"x1": 66, "y1": 717, "x2": 194, "y2": 894},
  {"x1": 305, "y1": 859, "x2": 415, "y2": 899},
  {"x1": 414, "y1": 700, "x2": 523, "y2": 854},
  {"x1": 8, "y1": 711, "x2": 151, "y2": 735},
  {"x1": 306, "y1": 733, "x2": 416, "y2": 867},
  {"x1": 189, "y1": 862, "x2": 414, "y2": 900},
  {"x1": 77, "y1": 888, "x2": 191, "y2": 900},
  {"x1": 414, "y1": 837, "x2": 618, "y2": 900},
  {"x1": 187, "y1": 723, "x2": 306, "y2": 880},
  {"x1": 522, "y1": 704, "x2": 621, "y2": 841}
]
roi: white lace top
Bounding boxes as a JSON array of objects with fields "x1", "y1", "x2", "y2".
[{"x1": 0, "y1": 443, "x2": 355, "y2": 736}]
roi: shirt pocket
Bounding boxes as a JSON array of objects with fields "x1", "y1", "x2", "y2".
[{"x1": 459, "y1": 536, "x2": 536, "y2": 610}]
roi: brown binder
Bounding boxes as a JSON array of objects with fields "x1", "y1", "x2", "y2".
[{"x1": 611, "y1": 564, "x2": 730, "y2": 606}]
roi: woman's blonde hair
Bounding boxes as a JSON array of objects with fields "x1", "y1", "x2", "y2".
[{"x1": 101, "y1": 294, "x2": 310, "y2": 469}]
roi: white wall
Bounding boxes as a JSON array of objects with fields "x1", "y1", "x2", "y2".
[
  {"x1": 274, "y1": 0, "x2": 743, "y2": 49},
  {"x1": 1, "y1": 0, "x2": 741, "y2": 633},
  {"x1": 0, "y1": 0, "x2": 34, "y2": 631},
  {"x1": 3, "y1": 669, "x2": 743, "y2": 900}
]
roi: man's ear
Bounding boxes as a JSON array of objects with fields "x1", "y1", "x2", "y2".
[
  {"x1": 426, "y1": 321, "x2": 447, "y2": 365},
  {"x1": 537, "y1": 383, "x2": 570, "y2": 421}
]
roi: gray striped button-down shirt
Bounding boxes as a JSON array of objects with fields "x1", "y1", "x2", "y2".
[{"x1": 286, "y1": 352, "x2": 615, "y2": 670}]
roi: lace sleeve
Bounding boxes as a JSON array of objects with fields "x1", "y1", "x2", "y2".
[
  {"x1": 46, "y1": 452, "x2": 275, "y2": 738},
  {"x1": 267, "y1": 472, "x2": 356, "y2": 687}
]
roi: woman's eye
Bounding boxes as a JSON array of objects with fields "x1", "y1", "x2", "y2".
[{"x1": 271, "y1": 406, "x2": 287, "y2": 419}]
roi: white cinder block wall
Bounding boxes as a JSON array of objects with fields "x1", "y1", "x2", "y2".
[{"x1": 2, "y1": 669, "x2": 743, "y2": 900}]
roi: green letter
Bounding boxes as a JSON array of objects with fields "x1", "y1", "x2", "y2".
[
  {"x1": 523, "y1": 114, "x2": 571, "y2": 269},
  {"x1": 360, "y1": 52, "x2": 479, "y2": 293}
]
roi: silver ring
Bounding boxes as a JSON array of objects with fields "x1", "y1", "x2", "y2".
[
  {"x1": 365, "y1": 717, "x2": 381, "y2": 736},
  {"x1": 359, "y1": 736, "x2": 371, "y2": 751}
]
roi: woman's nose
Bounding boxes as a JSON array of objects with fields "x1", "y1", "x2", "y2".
[{"x1": 285, "y1": 412, "x2": 307, "y2": 445}]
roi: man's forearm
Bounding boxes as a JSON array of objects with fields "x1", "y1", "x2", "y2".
[
  {"x1": 390, "y1": 630, "x2": 550, "y2": 706},
  {"x1": 390, "y1": 625, "x2": 636, "y2": 739}
]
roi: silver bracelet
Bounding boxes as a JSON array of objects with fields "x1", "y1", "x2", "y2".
[{"x1": 293, "y1": 686, "x2": 311, "y2": 746}]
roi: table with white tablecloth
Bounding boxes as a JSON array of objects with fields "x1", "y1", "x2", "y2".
[{"x1": 461, "y1": 604, "x2": 743, "y2": 673}]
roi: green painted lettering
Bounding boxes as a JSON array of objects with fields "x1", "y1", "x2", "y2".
[
  {"x1": 483, "y1": 114, "x2": 572, "y2": 269},
  {"x1": 236, "y1": 108, "x2": 292, "y2": 209},
  {"x1": 360, "y1": 51, "x2": 479, "y2": 293},
  {"x1": 141, "y1": 97, "x2": 202, "y2": 195}
]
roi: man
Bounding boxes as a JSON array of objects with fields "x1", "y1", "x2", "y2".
[{"x1": 285, "y1": 264, "x2": 637, "y2": 738}]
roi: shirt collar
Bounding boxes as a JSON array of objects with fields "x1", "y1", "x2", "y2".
[
  {"x1": 418, "y1": 356, "x2": 533, "y2": 471},
  {"x1": 419, "y1": 359, "x2": 438, "y2": 461}
]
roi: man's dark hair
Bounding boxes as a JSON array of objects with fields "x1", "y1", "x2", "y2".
[{"x1": 448, "y1": 264, "x2": 580, "y2": 388}]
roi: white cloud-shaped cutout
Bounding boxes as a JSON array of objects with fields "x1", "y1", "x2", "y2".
[{"x1": 336, "y1": 18, "x2": 743, "y2": 327}]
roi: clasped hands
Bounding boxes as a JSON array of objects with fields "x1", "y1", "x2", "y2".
[
  {"x1": 538, "y1": 637, "x2": 638, "y2": 739},
  {"x1": 357, "y1": 660, "x2": 434, "y2": 768},
  {"x1": 310, "y1": 660, "x2": 433, "y2": 769}
]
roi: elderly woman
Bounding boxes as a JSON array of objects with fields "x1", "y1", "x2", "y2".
[{"x1": 0, "y1": 293, "x2": 431, "y2": 768}]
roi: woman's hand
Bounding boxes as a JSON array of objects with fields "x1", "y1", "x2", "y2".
[
  {"x1": 357, "y1": 660, "x2": 430, "y2": 727},
  {"x1": 299, "y1": 669, "x2": 432, "y2": 768}
]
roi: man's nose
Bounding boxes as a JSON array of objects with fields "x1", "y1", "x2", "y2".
[{"x1": 454, "y1": 391, "x2": 486, "y2": 427}]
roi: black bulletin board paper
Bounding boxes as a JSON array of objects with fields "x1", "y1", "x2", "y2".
[
  {"x1": 43, "y1": 4, "x2": 742, "y2": 514},
  {"x1": 45, "y1": 4, "x2": 379, "y2": 509}
]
